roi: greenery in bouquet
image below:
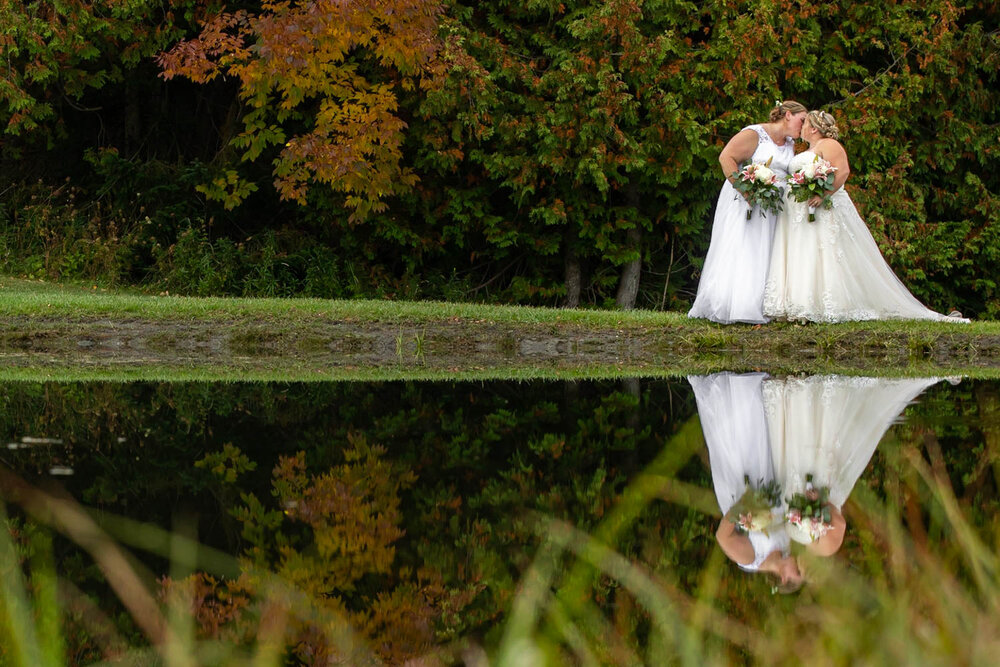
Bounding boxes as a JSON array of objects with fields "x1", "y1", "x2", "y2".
[
  {"x1": 788, "y1": 155, "x2": 838, "y2": 221},
  {"x1": 728, "y1": 476, "x2": 783, "y2": 534},
  {"x1": 731, "y1": 156, "x2": 786, "y2": 221},
  {"x1": 784, "y1": 474, "x2": 834, "y2": 543}
]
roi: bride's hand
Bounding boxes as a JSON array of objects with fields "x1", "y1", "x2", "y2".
[{"x1": 806, "y1": 195, "x2": 823, "y2": 208}]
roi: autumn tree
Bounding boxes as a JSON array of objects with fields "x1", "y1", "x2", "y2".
[
  {"x1": 169, "y1": 437, "x2": 456, "y2": 664},
  {"x1": 158, "y1": 0, "x2": 446, "y2": 220}
]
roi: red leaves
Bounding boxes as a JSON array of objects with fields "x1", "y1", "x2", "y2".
[{"x1": 158, "y1": 11, "x2": 251, "y2": 83}]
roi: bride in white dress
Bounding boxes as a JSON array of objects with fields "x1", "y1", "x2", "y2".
[
  {"x1": 688, "y1": 373, "x2": 802, "y2": 589},
  {"x1": 763, "y1": 374, "x2": 943, "y2": 555},
  {"x1": 688, "y1": 101, "x2": 807, "y2": 324},
  {"x1": 764, "y1": 111, "x2": 969, "y2": 323}
]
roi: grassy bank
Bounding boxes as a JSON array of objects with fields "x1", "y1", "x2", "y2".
[{"x1": 2, "y1": 277, "x2": 999, "y2": 381}]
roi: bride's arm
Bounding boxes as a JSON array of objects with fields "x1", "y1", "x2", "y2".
[
  {"x1": 806, "y1": 504, "x2": 847, "y2": 557},
  {"x1": 719, "y1": 129, "x2": 761, "y2": 189},
  {"x1": 716, "y1": 517, "x2": 755, "y2": 565},
  {"x1": 808, "y1": 139, "x2": 851, "y2": 207}
]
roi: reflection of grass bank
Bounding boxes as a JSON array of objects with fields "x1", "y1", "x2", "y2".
[{"x1": 2, "y1": 276, "x2": 1000, "y2": 379}]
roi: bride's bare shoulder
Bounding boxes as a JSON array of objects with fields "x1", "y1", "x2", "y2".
[{"x1": 813, "y1": 137, "x2": 847, "y2": 159}]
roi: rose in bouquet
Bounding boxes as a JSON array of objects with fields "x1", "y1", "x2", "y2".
[
  {"x1": 731, "y1": 156, "x2": 785, "y2": 221},
  {"x1": 788, "y1": 155, "x2": 837, "y2": 221},
  {"x1": 784, "y1": 474, "x2": 834, "y2": 543},
  {"x1": 728, "y1": 476, "x2": 783, "y2": 534}
]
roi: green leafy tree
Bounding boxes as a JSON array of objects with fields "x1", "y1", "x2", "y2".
[
  {"x1": 0, "y1": 0, "x2": 212, "y2": 140},
  {"x1": 417, "y1": 0, "x2": 719, "y2": 307}
]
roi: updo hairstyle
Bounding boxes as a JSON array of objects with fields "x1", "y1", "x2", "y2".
[
  {"x1": 769, "y1": 100, "x2": 807, "y2": 122},
  {"x1": 807, "y1": 110, "x2": 840, "y2": 140}
]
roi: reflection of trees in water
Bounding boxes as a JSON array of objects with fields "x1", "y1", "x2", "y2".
[
  {"x1": 837, "y1": 382, "x2": 1000, "y2": 568},
  {"x1": 2, "y1": 379, "x2": 997, "y2": 661},
  {"x1": 0, "y1": 380, "x2": 699, "y2": 660}
]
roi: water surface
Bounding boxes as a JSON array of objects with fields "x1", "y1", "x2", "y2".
[{"x1": 1, "y1": 376, "x2": 996, "y2": 663}]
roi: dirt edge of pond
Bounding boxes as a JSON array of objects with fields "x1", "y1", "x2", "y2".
[{"x1": 1, "y1": 315, "x2": 999, "y2": 377}]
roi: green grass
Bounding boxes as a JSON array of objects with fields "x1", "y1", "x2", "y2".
[
  {"x1": 0, "y1": 277, "x2": 692, "y2": 327},
  {"x1": 4, "y1": 276, "x2": 995, "y2": 332}
]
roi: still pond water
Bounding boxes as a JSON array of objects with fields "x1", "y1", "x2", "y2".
[{"x1": 1, "y1": 374, "x2": 997, "y2": 663}]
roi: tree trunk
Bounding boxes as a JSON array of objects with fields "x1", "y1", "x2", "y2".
[
  {"x1": 615, "y1": 225, "x2": 642, "y2": 309},
  {"x1": 615, "y1": 183, "x2": 642, "y2": 309},
  {"x1": 620, "y1": 377, "x2": 641, "y2": 472},
  {"x1": 564, "y1": 239, "x2": 581, "y2": 308}
]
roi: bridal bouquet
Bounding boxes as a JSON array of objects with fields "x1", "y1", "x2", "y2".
[
  {"x1": 784, "y1": 474, "x2": 834, "y2": 543},
  {"x1": 728, "y1": 476, "x2": 783, "y2": 534},
  {"x1": 788, "y1": 156, "x2": 837, "y2": 221},
  {"x1": 731, "y1": 157, "x2": 785, "y2": 221}
]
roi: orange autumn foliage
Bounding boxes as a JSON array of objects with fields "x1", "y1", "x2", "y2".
[
  {"x1": 165, "y1": 436, "x2": 469, "y2": 663},
  {"x1": 158, "y1": 0, "x2": 445, "y2": 220}
]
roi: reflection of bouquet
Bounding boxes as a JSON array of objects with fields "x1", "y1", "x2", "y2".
[
  {"x1": 784, "y1": 474, "x2": 833, "y2": 543},
  {"x1": 731, "y1": 157, "x2": 785, "y2": 221},
  {"x1": 729, "y1": 476, "x2": 783, "y2": 534},
  {"x1": 788, "y1": 155, "x2": 837, "y2": 221}
]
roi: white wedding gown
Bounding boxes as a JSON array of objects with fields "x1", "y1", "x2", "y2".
[
  {"x1": 763, "y1": 375, "x2": 942, "y2": 515},
  {"x1": 764, "y1": 151, "x2": 968, "y2": 323},
  {"x1": 689, "y1": 126, "x2": 796, "y2": 324},
  {"x1": 688, "y1": 372, "x2": 789, "y2": 571}
]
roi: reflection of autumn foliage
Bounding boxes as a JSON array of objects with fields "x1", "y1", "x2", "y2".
[
  {"x1": 167, "y1": 435, "x2": 468, "y2": 663},
  {"x1": 158, "y1": 0, "x2": 445, "y2": 219},
  {"x1": 161, "y1": 573, "x2": 254, "y2": 645}
]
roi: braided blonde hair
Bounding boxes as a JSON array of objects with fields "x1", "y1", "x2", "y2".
[
  {"x1": 769, "y1": 100, "x2": 807, "y2": 122},
  {"x1": 807, "y1": 110, "x2": 840, "y2": 140}
]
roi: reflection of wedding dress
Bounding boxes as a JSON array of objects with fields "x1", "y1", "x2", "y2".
[
  {"x1": 689, "y1": 125, "x2": 796, "y2": 324},
  {"x1": 763, "y1": 375, "x2": 941, "y2": 509},
  {"x1": 688, "y1": 372, "x2": 789, "y2": 571},
  {"x1": 763, "y1": 151, "x2": 968, "y2": 323}
]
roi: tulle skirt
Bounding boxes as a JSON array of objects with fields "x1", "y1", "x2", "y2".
[
  {"x1": 764, "y1": 191, "x2": 967, "y2": 323},
  {"x1": 763, "y1": 375, "x2": 941, "y2": 508},
  {"x1": 689, "y1": 183, "x2": 777, "y2": 324},
  {"x1": 688, "y1": 372, "x2": 775, "y2": 514}
]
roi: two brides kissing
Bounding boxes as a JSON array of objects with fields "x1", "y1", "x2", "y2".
[{"x1": 688, "y1": 100, "x2": 968, "y2": 325}]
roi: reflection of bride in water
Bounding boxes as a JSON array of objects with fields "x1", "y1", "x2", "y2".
[
  {"x1": 688, "y1": 373, "x2": 802, "y2": 591},
  {"x1": 763, "y1": 375, "x2": 942, "y2": 555},
  {"x1": 689, "y1": 372, "x2": 942, "y2": 585}
]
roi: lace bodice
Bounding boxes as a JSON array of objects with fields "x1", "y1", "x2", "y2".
[{"x1": 744, "y1": 124, "x2": 796, "y2": 178}]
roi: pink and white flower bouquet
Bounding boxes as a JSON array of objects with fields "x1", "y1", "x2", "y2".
[
  {"x1": 788, "y1": 155, "x2": 837, "y2": 221},
  {"x1": 729, "y1": 476, "x2": 783, "y2": 534},
  {"x1": 731, "y1": 156, "x2": 785, "y2": 221},
  {"x1": 784, "y1": 475, "x2": 834, "y2": 544}
]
